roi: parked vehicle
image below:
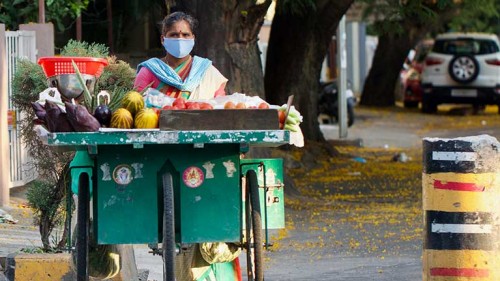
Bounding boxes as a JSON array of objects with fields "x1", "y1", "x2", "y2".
[
  {"x1": 400, "y1": 67, "x2": 424, "y2": 108},
  {"x1": 399, "y1": 40, "x2": 434, "y2": 108},
  {"x1": 420, "y1": 33, "x2": 500, "y2": 113},
  {"x1": 318, "y1": 80, "x2": 355, "y2": 126}
]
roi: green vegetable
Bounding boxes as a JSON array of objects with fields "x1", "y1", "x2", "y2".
[{"x1": 71, "y1": 60, "x2": 93, "y2": 110}]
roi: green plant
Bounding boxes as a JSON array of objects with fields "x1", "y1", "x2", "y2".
[
  {"x1": 0, "y1": 0, "x2": 90, "y2": 31},
  {"x1": 11, "y1": 40, "x2": 136, "y2": 252},
  {"x1": 26, "y1": 179, "x2": 70, "y2": 251},
  {"x1": 20, "y1": 234, "x2": 62, "y2": 254},
  {"x1": 97, "y1": 56, "x2": 136, "y2": 111},
  {"x1": 61, "y1": 40, "x2": 135, "y2": 111},
  {"x1": 60, "y1": 39, "x2": 109, "y2": 58},
  {"x1": 10, "y1": 58, "x2": 74, "y2": 198}
]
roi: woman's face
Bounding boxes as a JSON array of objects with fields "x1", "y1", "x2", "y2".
[{"x1": 162, "y1": 20, "x2": 194, "y2": 41}]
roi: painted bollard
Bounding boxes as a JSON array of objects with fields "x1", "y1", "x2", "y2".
[{"x1": 422, "y1": 135, "x2": 500, "y2": 280}]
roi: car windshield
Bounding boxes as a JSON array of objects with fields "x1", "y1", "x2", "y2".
[{"x1": 432, "y1": 38, "x2": 499, "y2": 55}]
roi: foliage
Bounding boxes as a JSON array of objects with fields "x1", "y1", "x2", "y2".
[
  {"x1": 0, "y1": 0, "x2": 91, "y2": 31},
  {"x1": 26, "y1": 180, "x2": 65, "y2": 225},
  {"x1": 20, "y1": 230, "x2": 65, "y2": 254},
  {"x1": 10, "y1": 59, "x2": 73, "y2": 188},
  {"x1": 61, "y1": 39, "x2": 109, "y2": 58},
  {"x1": 11, "y1": 40, "x2": 135, "y2": 251},
  {"x1": 360, "y1": 0, "x2": 498, "y2": 107},
  {"x1": 447, "y1": 0, "x2": 500, "y2": 34},
  {"x1": 26, "y1": 180, "x2": 62, "y2": 222},
  {"x1": 11, "y1": 58, "x2": 71, "y2": 250},
  {"x1": 362, "y1": 0, "x2": 450, "y2": 35},
  {"x1": 363, "y1": 0, "x2": 499, "y2": 36},
  {"x1": 25, "y1": 180, "x2": 69, "y2": 251},
  {"x1": 96, "y1": 56, "x2": 136, "y2": 111},
  {"x1": 59, "y1": 40, "x2": 135, "y2": 110}
]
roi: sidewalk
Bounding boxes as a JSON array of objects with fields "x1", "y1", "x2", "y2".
[
  {"x1": 0, "y1": 186, "x2": 41, "y2": 257},
  {"x1": 0, "y1": 186, "x2": 41, "y2": 280}
]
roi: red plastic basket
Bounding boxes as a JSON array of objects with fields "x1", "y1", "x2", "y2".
[{"x1": 38, "y1": 56, "x2": 108, "y2": 78}]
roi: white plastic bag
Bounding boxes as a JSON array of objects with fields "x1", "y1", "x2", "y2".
[
  {"x1": 143, "y1": 88, "x2": 174, "y2": 108},
  {"x1": 37, "y1": 87, "x2": 65, "y2": 112},
  {"x1": 212, "y1": 93, "x2": 269, "y2": 109}
]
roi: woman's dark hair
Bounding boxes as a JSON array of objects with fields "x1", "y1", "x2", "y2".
[{"x1": 162, "y1": 12, "x2": 198, "y2": 35}]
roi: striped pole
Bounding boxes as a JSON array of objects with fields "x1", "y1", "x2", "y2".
[{"x1": 423, "y1": 135, "x2": 500, "y2": 280}]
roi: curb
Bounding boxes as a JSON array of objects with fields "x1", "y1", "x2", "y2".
[
  {"x1": 5, "y1": 253, "x2": 74, "y2": 281},
  {"x1": 328, "y1": 138, "x2": 363, "y2": 147},
  {"x1": 3, "y1": 245, "x2": 138, "y2": 281}
]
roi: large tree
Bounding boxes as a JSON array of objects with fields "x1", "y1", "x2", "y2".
[
  {"x1": 264, "y1": 0, "x2": 354, "y2": 141},
  {"x1": 166, "y1": 0, "x2": 272, "y2": 98},
  {"x1": 360, "y1": 0, "x2": 441, "y2": 106}
]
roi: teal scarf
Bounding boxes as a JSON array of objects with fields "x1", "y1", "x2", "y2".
[{"x1": 137, "y1": 56, "x2": 212, "y2": 92}]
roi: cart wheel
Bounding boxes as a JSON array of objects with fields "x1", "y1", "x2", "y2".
[
  {"x1": 76, "y1": 173, "x2": 90, "y2": 281},
  {"x1": 162, "y1": 173, "x2": 175, "y2": 281},
  {"x1": 245, "y1": 170, "x2": 263, "y2": 281}
]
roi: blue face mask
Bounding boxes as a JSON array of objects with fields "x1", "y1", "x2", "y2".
[{"x1": 163, "y1": 38, "x2": 195, "y2": 58}]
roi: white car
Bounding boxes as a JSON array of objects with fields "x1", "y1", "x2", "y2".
[{"x1": 420, "y1": 33, "x2": 500, "y2": 113}]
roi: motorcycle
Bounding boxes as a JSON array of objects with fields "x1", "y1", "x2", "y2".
[{"x1": 318, "y1": 80, "x2": 356, "y2": 127}]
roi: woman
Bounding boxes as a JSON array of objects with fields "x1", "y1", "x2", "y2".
[
  {"x1": 134, "y1": 11, "x2": 227, "y2": 100},
  {"x1": 134, "y1": 12, "x2": 241, "y2": 281}
]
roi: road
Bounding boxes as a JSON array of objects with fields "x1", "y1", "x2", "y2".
[{"x1": 260, "y1": 105, "x2": 500, "y2": 281}]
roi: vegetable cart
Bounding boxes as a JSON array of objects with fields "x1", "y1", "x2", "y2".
[{"x1": 42, "y1": 129, "x2": 289, "y2": 281}]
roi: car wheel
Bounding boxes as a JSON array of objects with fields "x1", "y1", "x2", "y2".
[
  {"x1": 421, "y1": 94, "x2": 437, "y2": 114},
  {"x1": 448, "y1": 55, "x2": 480, "y2": 84}
]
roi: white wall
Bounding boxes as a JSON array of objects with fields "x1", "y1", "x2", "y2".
[{"x1": 0, "y1": 24, "x2": 10, "y2": 206}]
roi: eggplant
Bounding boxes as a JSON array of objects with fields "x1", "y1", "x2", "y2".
[
  {"x1": 65, "y1": 102, "x2": 101, "y2": 132},
  {"x1": 31, "y1": 102, "x2": 46, "y2": 124},
  {"x1": 44, "y1": 100, "x2": 74, "y2": 132},
  {"x1": 93, "y1": 104, "x2": 112, "y2": 127}
]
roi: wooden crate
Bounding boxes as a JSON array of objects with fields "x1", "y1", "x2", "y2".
[{"x1": 159, "y1": 109, "x2": 280, "y2": 131}]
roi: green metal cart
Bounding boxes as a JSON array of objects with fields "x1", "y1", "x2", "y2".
[{"x1": 43, "y1": 129, "x2": 289, "y2": 281}]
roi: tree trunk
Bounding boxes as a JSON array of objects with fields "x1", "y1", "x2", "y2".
[
  {"x1": 172, "y1": 1, "x2": 272, "y2": 98},
  {"x1": 360, "y1": 4, "x2": 460, "y2": 107},
  {"x1": 40, "y1": 216, "x2": 53, "y2": 250},
  {"x1": 264, "y1": 1, "x2": 353, "y2": 141},
  {"x1": 360, "y1": 31, "x2": 415, "y2": 106}
]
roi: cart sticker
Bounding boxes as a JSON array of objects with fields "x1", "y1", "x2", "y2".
[
  {"x1": 131, "y1": 163, "x2": 144, "y2": 179},
  {"x1": 113, "y1": 164, "x2": 133, "y2": 185},
  {"x1": 202, "y1": 161, "x2": 215, "y2": 179},
  {"x1": 183, "y1": 166, "x2": 204, "y2": 188},
  {"x1": 100, "y1": 163, "x2": 111, "y2": 181},
  {"x1": 223, "y1": 160, "x2": 237, "y2": 178}
]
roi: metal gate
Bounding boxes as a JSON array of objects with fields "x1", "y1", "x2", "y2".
[{"x1": 5, "y1": 30, "x2": 37, "y2": 188}]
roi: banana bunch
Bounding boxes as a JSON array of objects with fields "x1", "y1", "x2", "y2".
[{"x1": 279, "y1": 105, "x2": 303, "y2": 132}]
